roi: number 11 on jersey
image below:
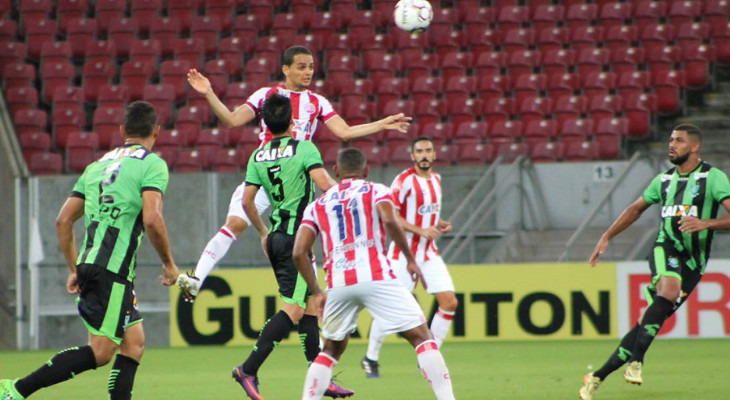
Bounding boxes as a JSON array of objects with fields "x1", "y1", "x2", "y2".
[{"x1": 332, "y1": 199, "x2": 361, "y2": 241}]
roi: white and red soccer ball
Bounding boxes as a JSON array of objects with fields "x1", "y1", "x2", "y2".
[{"x1": 394, "y1": 0, "x2": 433, "y2": 33}]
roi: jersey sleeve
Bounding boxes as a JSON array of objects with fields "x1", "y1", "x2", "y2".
[
  {"x1": 300, "y1": 202, "x2": 319, "y2": 234},
  {"x1": 71, "y1": 167, "x2": 89, "y2": 199},
  {"x1": 390, "y1": 174, "x2": 408, "y2": 209},
  {"x1": 142, "y1": 156, "x2": 169, "y2": 195},
  {"x1": 244, "y1": 87, "x2": 271, "y2": 115},
  {"x1": 642, "y1": 174, "x2": 663, "y2": 205},
  {"x1": 300, "y1": 141, "x2": 324, "y2": 172},
  {"x1": 709, "y1": 168, "x2": 730, "y2": 203},
  {"x1": 373, "y1": 183, "x2": 395, "y2": 206},
  {"x1": 317, "y1": 94, "x2": 338, "y2": 123},
  {"x1": 244, "y1": 151, "x2": 262, "y2": 187}
]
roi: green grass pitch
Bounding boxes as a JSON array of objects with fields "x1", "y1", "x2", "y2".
[{"x1": 2, "y1": 339, "x2": 729, "y2": 399}]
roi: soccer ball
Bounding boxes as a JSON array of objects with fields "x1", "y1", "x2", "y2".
[{"x1": 394, "y1": 0, "x2": 433, "y2": 33}]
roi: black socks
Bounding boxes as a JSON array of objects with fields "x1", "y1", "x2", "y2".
[
  {"x1": 242, "y1": 310, "x2": 295, "y2": 376},
  {"x1": 15, "y1": 345, "x2": 97, "y2": 398}
]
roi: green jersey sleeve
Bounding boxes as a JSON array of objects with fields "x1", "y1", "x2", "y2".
[
  {"x1": 642, "y1": 174, "x2": 663, "y2": 204},
  {"x1": 71, "y1": 165, "x2": 90, "y2": 198},
  {"x1": 709, "y1": 168, "x2": 730, "y2": 203},
  {"x1": 245, "y1": 151, "x2": 262, "y2": 186},
  {"x1": 141, "y1": 155, "x2": 169, "y2": 194},
  {"x1": 299, "y1": 141, "x2": 324, "y2": 172}
]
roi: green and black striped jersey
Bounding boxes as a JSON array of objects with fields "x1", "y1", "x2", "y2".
[
  {"x1": 643, "y1": 162, "x2": 730, "y2": 272},
  {"x1": 245, "y1": 136, "x2": 323, "y2": 235},
  {"x1": 71, "y1": 144, "x2": 169, "y2": 282}
]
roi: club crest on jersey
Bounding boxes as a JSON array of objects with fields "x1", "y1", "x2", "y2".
[
  {"x1": 255, "y1": 144, "x2": 294, "y2": 162},
  {"x1": 661, "y1": 204, "x2": 698, "y2": 218},
  {"x1": 418, "y1": 203, "x2": 440, "y2": 215},
  {"x1": 668, "y1": 257, "x2": 680, "y2": 269}
]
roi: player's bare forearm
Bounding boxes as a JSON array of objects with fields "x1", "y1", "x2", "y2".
[
  {"x1": 397, "y1": 215, "x2": 422, "y2": 235},
  {"x1": 326, "y1": 114, "x2": 409, "y2": 141},
  {"x1": 56, "y1": 197, "x2": 84, "y2": 273},
  {"x1": 681, "y1": 199, "x2": 730, "y2": 232},
  {"x1": 293, "y1": 227, "x2": 322, "y2": 295},
  {"x1": 601, "y1": 197, "x2": 650, "y2": 241},
  {"x1": 242, "y1": 185, "x2": 268, "y2": 237},
  {"x1": 207, "y1": 94, "x2": 254, "y2": 128},
  {"x1": 310, "y1": 167, "x2": 336, "y2": 192},
  {"x1": 142, "y1": 191, "x2": 174, "y2": 267}
]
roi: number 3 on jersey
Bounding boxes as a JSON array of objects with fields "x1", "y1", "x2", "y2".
[
  {"x1": 333, "y1": 198, "x2": 362, "y2": 241},
  {"x1": 266, "y1": 166, "x2": 284, "y2": 202}
]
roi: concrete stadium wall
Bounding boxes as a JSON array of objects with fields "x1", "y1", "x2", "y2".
[
  {"x1": 0, "y1": 137, "x2": 18, "y2": 349},
  {"x1": 27, "y1": 160, "x2": 662, "y2": 348}
]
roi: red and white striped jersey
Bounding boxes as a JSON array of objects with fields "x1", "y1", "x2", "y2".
[
  {"x1": 388, "y1": 167, "x2": 443, "y2": 262},
  {"x1": 301, "y1": 178, "x2": 397, "y2": 289},
  {"x1": 244, "y1": 85, "x2": 338, "y2": 146}
]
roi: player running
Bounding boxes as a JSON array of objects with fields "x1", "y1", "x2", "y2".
[
  {"x1": 179, "y1": 45, "x2": 410, "y2": 299},
  {"x1": 362, "y1": 136, "x2": 457, "y2": 378},
  {"x1": 0, "y1": 102, "x2": 180, "y2": 400},
  {"x1": 579, "y1": 124, "x2": 730, "y2": 400},
  {"x1": 293, "y1": 147, "x2": 456, "y2": 400}
]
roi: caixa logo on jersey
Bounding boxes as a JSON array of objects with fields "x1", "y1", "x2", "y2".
[
  {"x1": 661, "y1": 204, "x2": 698, "y2": 218},
  {"x1": 418, "y1": 203, "x2": 440, "y2": 215}
]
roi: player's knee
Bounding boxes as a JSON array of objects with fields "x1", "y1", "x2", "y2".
[
  {"x1": 224, "y1": 217, "x2": 248, "y2": 237},
  {"x1": 440, "y1": 294, "x2": 459, "y2": 312},
  {"x1": 121, "y1": 341, "x2": 144, "y2": 362},
  {"x1": 92, "y1": 345, "x2": 116, "y2": 366},
  {"x1": 656, "y1": 276, "x2": 681, "y2": 301}
]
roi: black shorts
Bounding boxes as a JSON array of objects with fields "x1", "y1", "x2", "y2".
[
  {"x1": 266, "y1": 232, "x2": 310, "y2": 308},
  {"x1": 76, "y1": 263, "x2": 142, "y2": 345},
  {"x1": 646, "y1": 244, "x2": 703, "y2": 313}
]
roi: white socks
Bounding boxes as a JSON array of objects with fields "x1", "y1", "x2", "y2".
[
  {"x1": 302, "y1": 353, "x2": 336, "y2": 400},
  {"x1": 366, "y1": 319, "x2": 386, "y2": 361},
  {"x1": 194, "y1": 227, "x2": 236, "y2": 282},
  {"x1": 430, "y1": 308, "x2": 455, "y2": 348},
  {"x1": 416, "y1": 340, "x2": 455, "y2": 400}
]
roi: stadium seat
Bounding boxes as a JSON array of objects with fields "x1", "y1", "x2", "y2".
[
  {"x1": 175, "y1": 149, "x2": 208, "y2": 172},
  {"x1": 410, "y1": 77, "x2": 442, "y2": 104},
  {"x1": 623, "y1": 93, "x2": 655, "y2": 138},
  {"x1": 595, "y1": 134, "x2": 621, "y2": 160},
  {"x1": 489, "y1": 120, "x2": 522, "y2": 143},
  {"x1": 482, "y1": 97, "x2": 513, "y2": 126},
  {"x1": 218, "y1": 37, "x2": 249, "y2": 75},
  {"x1": 524, "y1": 119, "x2": 559, "y2": 144},
  {"x1": 207, "y1": 0, "x2": 235, "y2": 31},
  {"x1": 191, "y1": 16, "x2": 222, "y2": 56},
  {"x1": 19, "y1": 0, "x2": 52, "y2": 30},
  {"x1": 107, "y1": 18, "x2": 139, "y2": 57},
  {"x1": 617, "y1": 71, "x2": 651, "y2": 98},
  {"x1": 82, "y1": 61, "x2": 115, "y2": 102},
  {"x1": 646, "y1": 45, "x2": 680, "y2": 76},
  {"x1": 529, "y1": 140, "x2": 562, "y2": 163},
  {"x1": 711, "y1": 22, "x2": 730, "y2": 64},
  {"x1": 131, "y1": 0, "x2": 163, "y2": 33},
  {"x1": 474, "y1": 51, "x2": 507, "y2": 78},
  {"x1": 541, "y1": 49, "x2": 574, "y2": 76},
  {"x1": 67, "y1": 18, "x2": 98, "y2": 58},
  {"x1": 40, "y1": 42, "x2": 72, "y2": 67},
  {"x1": 57, "y1": 0, "x2": 89, "y2": 33},
  {"x1": 439, "y1": 51, "x2": 471, "y2": 82},
  {"x1": 560, "y1": 118, "x2": 593, "y2": 143},
  {"x1": 25, "y1": 18, "x2": 58, "y2": 59},
  {"x1": 594, "y1": 116, "x2": 628, "y2": 140},
  {"x1": 366, "y1": 53, "x2": 402, "y2": 82},
  {"x1": 342, "y1": 101, "x2": 372, "y2": 126},
  {"x1": 604, "y1": 26, "x2": 638, "y2": 53},
  {"x1": 159, "y1": 60, "x2": 191, "y2": 101},
  {"x1": 562, "y1": 140, "x2": 598, "y2": 161},
  {"x1": 52, "y1": 108, "x2": 86, "y2": 149},
  {"x1": 569, "y1": 26, "x2": 603, "y2": 52},
  {"x1": 609, "y1": 47, "x2": 645, "y2": 75},
  {"x1": 444, "y1": 76, "x2": 476, "y2": 105},
  {"x1": 41, "y1": 62, "x2": 75, "y2": 104},
  {"x1": 447, "y1": 98, "x2": 481, "y2": 127},
  {"x1": 121, "y1": 61, "x2": 156, "y2": 100},
  {"x1": 3, "y1": 63, "x2": 36, "y2": 90},
  {"x1": 582, "y1": 72, "x2": 616, "y2": 98},
  {"x1": 96, "y1": 0, "x2": 127, "y2": 33},
  {"x1": 379, "y1": 99, "x2": 414, "y2": 120},
  {"x1": 495, "y1": 142, "x2": 529, "y2": 163},
  {"x1": 676, "y1": 22, "x2": 710, "y2": 49},
  {"x1": 14, "y1": 109, "x2": 48, "y2": 136},
  {"x1": 97, "y1": 84, "x2": 130, "y2": 110},
  {"x1": 502, "y1": 29, "x2": 535, "y2": 54},
  {"x1": 309, "y1": 12, "x2": 339, "y2": 41},
  {"x1": 6, "y1": 87, "x2": 39, "y2": 115},
  {"x1": 496, "y1": 6, "x2": 528, "y2": 31},
  {"x1": 545, "y1": 72, "x2": 579, "y2": 99},
  {"x1": 148, "y1": 17, "x2": 181, "y2": 57},
  {"x1": 167, "y1": 0, "x2": 197, "y2": 33},
  {"x1": 0, "y1": 43, "x2": 26, "y2": 78},
  {"x1": 19, "y1": 131, "x2": 52, "y2": 161},
  {"x1": 374, "y1": 77, "x2": 408, "y2": 105},
  {"x1": 476, "y1": 74, "x2": 508, "y2": 101},
  {"x1": 129, "y1": 39, "x2": 161, "y2": 66},
  {"x1": 65, "y1": 131, "x2": 99, "y2": 172},
  {"x1": 598, "y1": 2, "x2": 631, "y2": 29},
  {"x1": 587, "y1": 94, "x2": 621, "y2": 121},
  {"x1": 512, "y1": 74, "x2": 546, "y2": 105},
  {"x1": 575, "y1": 47, "x2": 610, "y2": 75},
  {"x1": 517, "y1": 97, "x2": 552, "y2": 125},
  {"x1": 0, "y1": 19, "x2": 16, "y2": 43},
  {"x1": 668, "y1": 0, "x2": 701, "y2": 25},
  {"x1": 174, "y1": 38, "x2": 205, "y2": 71},
  {"x1": 196, "y1": 128, "x2": 229, "y2": 157},
  {"x1": 565, "y1": 3, "x2": 598, "y2": 30},
  {"x1": 27, "y1": 152, "x2": 63, "y2": 175},
  {"x1": 652, "y1": 70, "x2": 685, "y2": 114},
  {"x1": 640, "y1": 23, "x2": 676, "y2": 53},
  {"x1": 85, "y1": 40, "x2": 117, "y2": 65},
  {"x1": 454, "y1": 121, "x2": 488, "y2": 141},
  {"x1": 682, "y1": 44, "x2": 713, "y2": 88},
  {"x1": 552, "y1": 95, "x2": 587, "y2": 126},
  {"x1": 465, "y1": 24, "x2": 501, "y2": 57},
  {"x1": 52, "y1": 86, "x2": 85, "y2": 114},
  {"x1": 155, "y1": 128, "x2": 186, "y2": 157},
  {"x1": 633, "y1": 0, "x2": 666, "y2": 26},
  {"x1": 535, "y1": 27, "x2": 569, "y2": 52},
  {"x1": 93, "y1": 107, "x2": 125, "y2": 149},
  {"x1": 211, "y1": 147, "x2": 249, "y2": 172},
  {"x1": 532, "y1": 4, "x2": 564, "y2": 31},
  {"x1": 338, "y1": 78, "x2": 374, "y2": 100},
  {"x1": 204, "y1": 59, "x2": 231, "y2": 96},
  {"x1": 175, "y1": 106, "x2": 208, "y2": 145},
  {"x1": 142, "y1": 84, "x2": 175, "y2": 126},
  {"x1": 413, "y1": 98, "x2": 446, "y2": 126},
  {"x1": 507, "y1": 50, "x2": 541, "y2": 78},
  {"x1": 457, "y1": 141, "x2": 497, "y2": 165},
  {"x1": 704, "y1": 1, "x2": 730, "y2": 29}
]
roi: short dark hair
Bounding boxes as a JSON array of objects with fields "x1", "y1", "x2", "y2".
[
  {"x1": 282, "y1": 46, "x2": 312, "y2": 67},
  {"x1": 262, "y1": 94, "x2": 292, "y2": 135},
  {"x1": 673, "y1": 124, "x2": 702, "y2": 142},
  {"x1": 123, "y1": 101, "x2": 158, "y2": 138},
  {"x1": 337, "y1": 147, "x2": 367, "y2": 175},
  {"x1": 410, "y1": 136, "x2": 434, "y2": 152}
]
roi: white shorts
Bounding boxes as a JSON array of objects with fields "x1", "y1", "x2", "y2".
[
  {"x1": 227, "y1": 183, "x2": 271, "y2": 224},
  {"x1": 391, "y1": 256, "x2": 455, "y2": 294},
  {"x1": 321, "y1": 280, "x2": 427, "y2": 341}
]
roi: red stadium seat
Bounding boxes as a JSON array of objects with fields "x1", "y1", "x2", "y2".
[
  {"x1": 379, "y1": 99, "x2": 414, "y2": 120},
  {"x1": 511, "y1": 74, "x2": 546, "y2": 105},
  {"x1": 476, "y1": 74, "x2": 508, "y2": 101},
  {"x1": 595, "y1": 134, "x2": 621, "y2": 160},
  {"x1": 594, "y1": 117, "x2": 628, "y2": 140},
  {"x1": 495, "y1": 142, "x2": 529, "y2": 162},
  {"x1": 0, "y1": 19, "x2": 16, "y2": 43},
  {"x1": 562, "y1": 140, "x2": 598, "y2": 161},
  {"x1": 85, "y1": 40, "x2": 117, "y2": 65},
  {"x1": 704, "y1": 1, "x2": 730, "y2": 29},
  {"x1": 40, "y1": 42, "x2": 72, "y2": 66},
  {"x1": 465, "y1": 24, "x2": 501, "y2": 57},
  {"x1": 120, "y1": 61, "x2": 156, "y2": 100},
  {"x1": 175, "y1": 149, "x2": 208, "y2": 172},
  {"x1": 27, "y1": 152, "x2": 63, "y2": 175},
  {"x1": 454, "y1": 121, "x2": 488, "y2": 141},
  {"x1": 413, "y1": 98, "x2": 446, "y2": 126},
  {"x1": 542, "y1": 49, "x2": 575, "y2": 76},
  {"x1": 6, "y1": 87, "x2": 39, "y2": 115},
  {"x1": 204, "y1": 59, "x2": 231, "y2": 96},
  {"x1": 517, "y1": 97, "x2": 552, "y2": 125},
  {"x1": 507, "y1": 50, "x2": 541, "y2": 78},
  {"x1": 191, "y1": 16, "x2": 221, "y2": 55},
  {"x1": 155, "y1": 128, "x2": 186, "y2": 155},
  {"x1": 0, "y1": 43, "x2": 26, "y2": 78},
  {"x1": 420, "y1": 122, "x2": 454, "y2": 142},
  {"x1": 524, "y1": 119, "x2": 559, "y2": 142},
  {"x1": 565, "y1": 3, "x2": 598, "y2": 30},
  {"x1": 569, "y1": 26, "x2": 603, "y2": 52},
  {"x1": 609, "y1": 47, "x2": 644, "y2": 75},
  {"x1": 411, "y1": 77, "x2": 442, "y2": 104},
  {"x1": 196, "y1": 127, "x2": 229, "y2": 157},
  {"x1": 19, "y1": 0, "x2": 52, "y2": 29},
  {"x1": 41, "y1": 62, "x2": 75, "y2": 104},
  {"x1": 489, "y1": 120, "x2": 522, "y2": 143},
  {"x1": 711, "y1": 22, "x2": 730, "y2": 64},
  {"x1": 502, "y1": 29, "x2": 535, "y2": 54},
  {"x1": 168, "y1": 0, "x2": 197, "y2": 33},
  {"x1": 271, "y1": 13, "x2": 301, "y2": 38},
  {"x1": 374, "y1": 77, "x2": 408, "y2": 105},
  {"x1": 633, "y1": 1, "x2": 666, "y2": 26},
  {"x1": 174, "y1": 38, "x2": 205, "y2": 70},
  {"x1": 681, "y1": 44, "x2": 713, "y2": 88},
  {"x1": 646, "y1": 45, "x2": 680, "y2": 76},
  {"x1": 529, "y1": 140, "x2": 562, "y2": 163},
  {"x1": 575, "y1": 47, "x2": 610, "y2": 75},
  {"x1": 640, "y1": 23, "x2": 676, "y2": 52},
  {"x1": 25, "y1": 18, "x2": 58, "y2": 58},
  {"x1": 604, "y1": 25, "x2": 638, "y2": 53},
  {"x1": 652, "y1": 70, "x2": 685, "y2": 114},
  {"x1": 211, "y1": 147, "x2": 249, "y2": 172},
  {"x1": 93, "y1": 107, "x2": 125, "y2": 149},
  {"x1": 149, "y1": 17, "x2": 181, "y2": 57},
  {"x1": 175, "y1": 105, "x2": 207, "y2": 145},
  {"x1": 546, "y1": 72, "x2": 580, "y2": 99},
  {"x1": 14, "y1": 109, "x2": 48, "y2": 136},
  {"x1": 444, "y1": 76, "x2": 476, "y2": 105},
  {"x1": 676, "y1": 22, "x2": 710, "y2": 49},
  {"x1": 474, "y1": 51, "x2": 507, "y2": 78},
  {"x1": 342, "y1": 101, "x2": 373, "y2": 125},
  {"x1": 457, "y1": 142, "x2": 497, "y2": 165},
  {"x1": 207, "y1": 0, "x2": 235, "y2": 31},
  {"x1": 431, "y1": 30, "x2": 466, "y2": 54},
  {"x1": 623, "y1": 93, "x2": 655, "y2": 138},
  {"x1": 67, "y1": 18, "x2": 98, "y2": 58},
  {"x1": 131, "y1": 0, "x2": 163, "y2": 33},
  {"x1": 552, "y1": 95, "x2": 586, "y2": 126},
  {"x1": 309, "y1": 12, "x2": 340, "y2": 41},
  {"x1": 129, "y1": 39, "x2": 161, "y2": 67},
  {"x1": 365, "y1": 53, "x2": 402, "y2": 82},
  {"x1": 52, "y1": 108, "x2": 86, "y2": 148},
  {"x1": 587, "y1": 94, "x2": 622, "y2": 121},
  {"x1": 52, "y1": 86, "x2": 85, "y2": 114},
  {"x1": 447, "y1": 98, "x2": 481, "y2": 127},
  {"x1": 19, "y1": 131, "x2": 52, "y2": 161},
  {"x1": 533, "y1": 4, "x2": 564, "y2": 31},
  {"x1": 617, "y1": 71, "x2": 651, "y2": 98},
  {"x1": 482, "y1": 97, "x2": 513, "y2": 127},
  {"x1": 598, "y1": 2, "x2": 631, "y2": 29},
  {"x1": 97, "y1": 84, "x2": 129, "y2": 110},
  {"x1": 560, "y1": 118, "x2": 593, "y2": 142},
  {"x1": 159, "y1": 60, "x2": 191, "y2": 101},
  {"x1": 96, "y1": 0, "x2": 127, "y2": 34},
  {"x1": 58, "y1": 0, "x2": 89, "y2": 33},
  {"x1": 582, "y1": 72, "x2": 616, "y2": 98},
  {"x1": 496, "y1": 6, "x2": 528, "y2": 31},
  {"x1": 65, "y1": 131, "x2": 99, "y2": 172},
  {"x1": 535, "y1": 27, "x2": 569, "y2": 52},
  {"x1": 107, "y1": 18, "x2": 139, "y2": 57},
  {"x1": 142, "y1": 84, "x2": 175, "y2": 126},
  {"x1": 668, "y1": 0, "x2": 701, "y2": 25}
]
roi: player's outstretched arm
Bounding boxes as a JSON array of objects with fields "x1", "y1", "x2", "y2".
[
  {"x1": 325, "y1": 113, "x2": 412, "y2": 141},
  {"x1": 310, "y1": 167, "x2": 336, "y2": 192},
  {"x1": 378, "y1": 201, "x2": 426, "y2": 289},
  {"x1": 56, "y1": 196, "x2": 85, "y2": 294},
  {"x1": 187, "y1": 69, "x2": 255, "y2": 128},
  {"x1": 680, "y1": 198, "x2": 730, "y2": 233},
  {"x1": 142, "y1": 190, "x2": 179, "y2": 285},
  {"x1": 589, "y1": 196, "x2": 651, "y2": 267},
  {"x1": 242, "y1": 184, "x2": 269, "y2": 256}
]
